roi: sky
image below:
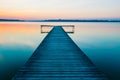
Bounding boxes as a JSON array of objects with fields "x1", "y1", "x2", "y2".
[{"x1": 0, "y1": 0, "x2": 120, "y2": 19}]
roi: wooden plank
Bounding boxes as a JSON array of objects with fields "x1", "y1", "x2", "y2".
[{"x1": 12, "y1": 26, "x2": 109, "y2": 80}]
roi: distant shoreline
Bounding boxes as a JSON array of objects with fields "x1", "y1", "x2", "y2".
[{"x1": 0, "y1": 19, "x2": 120, "y2": 22}]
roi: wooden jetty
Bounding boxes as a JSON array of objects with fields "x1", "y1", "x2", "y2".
[{"x1": 12, "y1": 26, "x2": 109, "y2": 80}]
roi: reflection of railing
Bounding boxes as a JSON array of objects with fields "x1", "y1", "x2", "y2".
[{"x1": 41, "y1": 25, "x2": 75, "y2": 34}]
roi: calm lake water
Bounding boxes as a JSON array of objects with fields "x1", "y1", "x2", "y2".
[{"x1": 0, "y1": 22, "x2": 120, "y2": 80}]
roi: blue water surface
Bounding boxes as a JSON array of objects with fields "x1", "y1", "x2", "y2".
[{"x1": 0, "y1": 22, "x2": 120, "y2": 80}]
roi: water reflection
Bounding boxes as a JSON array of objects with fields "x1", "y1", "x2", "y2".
[
  {"x1": 69, "y1": 23, "x2": 120, "y2": 80},
  {"x1": 0, "y1": 22, "x2": 47, "y2": 80},
  {"x1": 0, "y1": 22, "x2": 120, "y2": 80}
]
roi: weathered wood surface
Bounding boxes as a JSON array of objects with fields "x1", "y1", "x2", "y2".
[{"x1": 13, "y1": 26, "x2": 109, "y2": 80}]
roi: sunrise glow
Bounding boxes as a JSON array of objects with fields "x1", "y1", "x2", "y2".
[{"x1": 0, "y1": 0, "x2": 120, "y2": 19}]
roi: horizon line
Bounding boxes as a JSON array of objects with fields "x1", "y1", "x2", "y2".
[{"x1": 0, "y1": 18, "x2": 120, "y2": 20}]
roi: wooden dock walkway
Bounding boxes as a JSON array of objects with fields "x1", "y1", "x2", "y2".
[{"x1": 12, "y1": 26, "x2": 109, "y2": 80}]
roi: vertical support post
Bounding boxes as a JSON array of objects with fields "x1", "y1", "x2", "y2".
[
  {"x1": 41, "y1": 25, "x2": 42, "y2": 33},
  {"x1": 72, "y1": 26, "x2": 74, "y2": 33}
]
